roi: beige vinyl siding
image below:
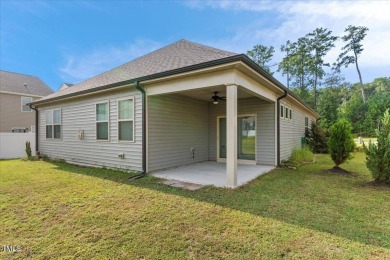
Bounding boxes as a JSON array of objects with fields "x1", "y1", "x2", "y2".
[
  {"x1": 280, "y1": 100, "x2": 315, "y2": 161},
  {"x1": 0, "y1": 93, "x2": 40, "y2": 132},
  {"x1": 208, "y1": 97, "x2": 276, "y2": 166},
  {"x1": 38, "y1": 88, "x2": 142, "y2": 171},
  {"x1": 147, "y1": 94, "x2": 209, "y2": 172}
]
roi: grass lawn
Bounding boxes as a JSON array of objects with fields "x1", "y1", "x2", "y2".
[{"x1": 1, "y1": 153, "x2": 389, "y2": 259}]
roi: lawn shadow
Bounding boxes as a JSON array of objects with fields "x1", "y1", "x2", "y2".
[{"x1": 46, "y1": 159, "x2": 390, "y2": 250}]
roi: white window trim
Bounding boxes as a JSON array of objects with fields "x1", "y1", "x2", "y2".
[
  {"x1": 21, "y1": 96, "x2": 33, "y2": 112},
  {"x1": 282, "y1": 104, "x2": 292, "y2": 121},
  {"x1": 305, "y1": 116, "x2": 309, "y2": 127},
  {"x1": 280, "y1": 104, "x2": 284, "y2": 118},
  {"x1": 95, "y1": 101, "x2": 110, "y2": 141},
  {"x1": 285, "y1": 106, "x2": 289, "y2": 120},
  {"x1": 45, "y1": 108, "x2": 62, "y2": 140},
  {"x1": 117, "y1": 97, "x2": 135, "y2": 143}
]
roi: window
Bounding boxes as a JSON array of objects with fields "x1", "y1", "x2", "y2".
[
  {"x1": 46, "y1": 109, "x2": 61, "y2": 139},
  {"x1": 289, "y1": 109, "x2": 292, "y2": 120},
  {"x1": 21, "y1": 96, "x2": 32, "y2": 112},
  {"x1": 305, "y1": 116, "x2": 309, "y2": 134},
  {"x1": 285, "y1": 107, "x2": 289, "y2": 119},
  {"x1": 280, "y1": 105, "x2": 284, "y2": 118},
  {"x1": 118, "y1": 98, "x2": 134, "y2": 141},
  {"x1": 96, "y1": 102, "x2": 109, "y2": 140}
]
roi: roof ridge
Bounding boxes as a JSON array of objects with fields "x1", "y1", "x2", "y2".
[
  {"x1": 0, "y1": 70, "x2": 53, "y2": 96},
  {"x1": 178, "y1": 39, "x2": 237, "y2": 55},
  {"x1": 73, "y1": 39, "x2": 236, "y2": 86},
  {"x1": 36, "y1": 39, "x2": 237, "y2": 100},
  {"x1": 0, "y1": 70, "x2": 40, "y2": 79},
  {"x1": 72, "y1": 40, "x2": 176, "y2": 85}
]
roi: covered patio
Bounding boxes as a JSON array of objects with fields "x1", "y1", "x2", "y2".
[
  {"x1": 151, "y1": 161, "x2": 275, "y2": 188},
  {"x1": 146, "y1": 65, "x2": 281, "y2": 188}
]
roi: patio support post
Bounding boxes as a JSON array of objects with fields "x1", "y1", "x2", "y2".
[{"x1": 226, "y1": 84, "x2": 238, "y2": 188}]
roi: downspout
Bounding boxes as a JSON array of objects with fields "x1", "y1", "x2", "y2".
[
  {"x1": 29, "y1": 104, "x2": 39, "y2": 153},
  {"x1": 276, "y1": 90, "x2": 288, "y2": 166},
  {"x1": 129, "y1": 81, "x2": 146, "y2": 179}
]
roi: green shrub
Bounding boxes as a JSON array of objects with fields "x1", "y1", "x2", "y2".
[
  {"x1": 290, "y1": 147, "x2": 314, "y2": 166},
  {"x1": 305, "y1": 122, "x2": 328, "y2": 153},
  {"x1": 25, "y1": 141, "x2": 32, "y2": 159},
  {"x1": 328, "y1": 119, "x2": 355, "y2": 167},
  {"x1": 364, "y1": 109, "x2": 390, "y2": 182}
]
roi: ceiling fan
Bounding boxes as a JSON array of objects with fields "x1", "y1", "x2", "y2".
[{"x1": 211, "y1": 91, "x2": 226, "y2": 104}]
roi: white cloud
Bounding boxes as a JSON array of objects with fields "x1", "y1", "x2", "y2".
[
  {"x1": 275, "y1": 1, "x2": 390, "y2": 67},
  {"x1": 185, "y1": 0, "x2": 280, "y2": 11},
  {"x1": 6, "y1": 0, "x2": 58, "y2": 16},
  {"x1": 59, "y1": 39, "x2": 162, "y2": 83},
  {"x1": 187, "y1": 0, "x2": 390, "y2": 81}
]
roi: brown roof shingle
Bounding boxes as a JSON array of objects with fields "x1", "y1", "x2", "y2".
[
  {"x1": 37, "y1": 39, "x2": 237, "y2": 102},
  {"x1": 0, "y1": 70, "x2": 53, "y2": 96}
]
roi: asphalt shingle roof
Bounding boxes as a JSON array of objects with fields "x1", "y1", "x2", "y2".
[
  {"x1": 0, "y1": 70, "x2": 53, "y2": 96},
  {"x1": 38, "y1": 39, "x2": 237, "y2": 102},
  {"x1": 58, "y1": 83, "x2": 74, "y2": 91}
]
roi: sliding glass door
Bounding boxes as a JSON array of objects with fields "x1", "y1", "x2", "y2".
[{"x1": 218, "y1": 115, "x2": 256, "y2": 161}]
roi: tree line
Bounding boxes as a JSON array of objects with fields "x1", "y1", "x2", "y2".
[{"x1": 247, "y1": 25, "x2": 390, "y2": 136}]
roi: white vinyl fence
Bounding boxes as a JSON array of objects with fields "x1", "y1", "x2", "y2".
[{"x1": 0, "y1": 132, "x2": 36, "y2": 159}]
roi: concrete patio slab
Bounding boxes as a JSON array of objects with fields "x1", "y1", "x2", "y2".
[
  {"x1": 152, "y1": 161, "x2": 275, "y2": 188},
  {"x1": 162, "y1": 180, "x2": 203, "y2": 190}
]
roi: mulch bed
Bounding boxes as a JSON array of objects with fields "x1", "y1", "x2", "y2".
[
  {"x1": 364, "y1": 180, "x2": 390, "y2": 188},
  {"x1": 323, "y1": 166, "x2": 355, "y2": 175}
]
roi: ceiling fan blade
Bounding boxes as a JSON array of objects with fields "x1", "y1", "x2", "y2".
[{"x1": 211, "y1": 91, "x2": 226, "y2": 102}]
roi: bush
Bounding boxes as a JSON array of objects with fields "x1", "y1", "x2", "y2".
[
  {"x1": 290, "y1": 147, "x2": 314, "y2": 166},
  {"x1": 25, "y1": 141, "x2": 32, "y2": 159},
  {"x1": 305, "y1": 122, "x2": 328, "y2": 153},
  {"x1": 364, "y1": 109, "x2": 390, "y2": 182},
  {"x1": 328, "y1": 119, "x2": 355, "y2": 167}
]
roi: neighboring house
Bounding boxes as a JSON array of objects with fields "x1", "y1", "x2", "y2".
[
  {"x1": 58, "y1": 83, "x2": 73, "y2": 92},
  {"x1": 30, "y1": 40, "x2": 319, "y2": 187},
  {"x1": 0, "y1": 70, "x2": 53, "y2": 132}
]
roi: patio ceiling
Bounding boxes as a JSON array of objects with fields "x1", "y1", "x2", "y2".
[{"x1": 175, "y1": 85, "x2": 270, "y2": 102}]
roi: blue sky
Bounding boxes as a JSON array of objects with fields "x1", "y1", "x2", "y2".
[{"x1": 1, "y1": 0, "x2": 389, "y2": 91}]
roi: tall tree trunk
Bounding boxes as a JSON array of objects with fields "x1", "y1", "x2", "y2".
[
  {"x1": 313, "y1": 61, "x2": 318, "y2": 110},
  {"x1": 286, "y1": 71, "x2": 290, "y2": 89},
  {"x1": 314, "y1": 73, "x2": 317, "y2": 109},
  {"x1": 287, "y1": 64, "x2": 290, "y2": 89},
  {"x1": 287, "y1": 49, "x2": 290, "y2": 89},
  {"x1": 300, "y1": 54, "x2": 304, "y2": 91},
  {"x1": 354, "y1": 52, "x2": 366, "y2": 103}
]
